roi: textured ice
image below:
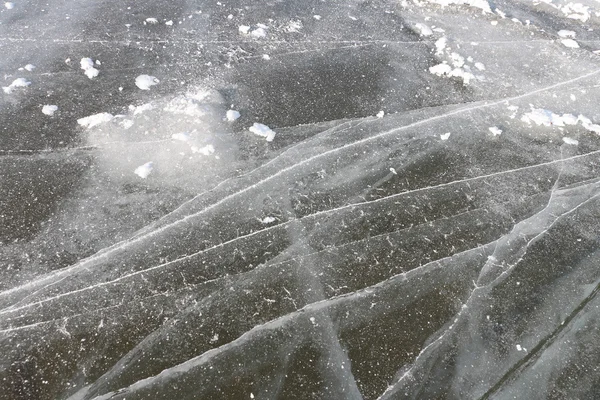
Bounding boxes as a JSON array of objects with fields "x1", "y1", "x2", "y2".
[{"x1": 2, "y1": 1, "x2": 600, "y2": 399}]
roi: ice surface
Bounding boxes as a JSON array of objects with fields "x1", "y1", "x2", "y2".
[{"x1": 1, "y1": 1, "x2": 600, "y2": 399}]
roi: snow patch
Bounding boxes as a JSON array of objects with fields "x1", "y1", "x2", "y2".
[
  {"x1": 135, "y1": 74, "x2": 159, "y2": 90},
  {"x1": 376, "y1": 110, "x2": 385, "y2": 118},
  {"x1": 440, "y1": 132, "x2": 451, "y2": 140},
  {"x1": 488, "y1": 126, "x2": 502, "y2": 136},
  {"x1": 4, "y1": 2, "x2": 14, "y2": 10},
  {"x1": 2, "y1": 78, "x2": 31, "y2": 94},
  {"x1": 562, "y1": 137, "x2": 579, "y2": 145},
  {"x1": 558, "y1": 30, "x2": 576, "y2": 38},
  {"x1": 422, "y1": 0, "x2": 492, "y2": 13},
  {"x1": 225, "y1": 109, "x2": 241, "y2": 122},
  {"x1": 171, "y1": 132, "x2": 190, "y2": 142},
  {"x1": 249, "y1": 123, "x2": 276, "y2": 141},
  {"x1": 561, "y1": 38, "x2": 579, "y2": 48},
  {"x1": 41, "y1": 105, "x2": 58, "y2": 116},
  {"x1": 80, "y1": 57, "x2": 99, "y2": 79},
  {"x1": 77, "y1": 112, "x2": 114, "y2": 129},
  {"x1": 134, "y1": 162, "x2": 153, "y2": 179},
  {"x1": 191, "y1": 144, "x2": 215, "y2": 156},
  {"x1": 415, "y1": 23, "x2": 433, "y2": 36}
]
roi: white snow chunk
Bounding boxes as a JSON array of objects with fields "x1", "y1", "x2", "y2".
[
  {"x1": 191, "y1": 144, "x2": 215, "y2": 156},
  {"x1": 250, "y1": 27, "x2": 267, "y2": 38},
  {"x1": 516, "y1": 344, "x2": 523, "y2": 351},
  {"x1": 165, "y1": 20, "x2": 173, "y2": 26},
  {"x1": 430, "y1": 63, "x2": 453, "y2": 76},
  {"x1": 249, "y1": 123, "x2": 276, "y2": 141},
  {"x1": 135, "y1": 74, "x2": 159, "y2": 90},
  {"x1": 558, "y1": 30, "x2": 576, "y2": 38},
  {"x1": 134, "y1": 162, "x2": 153, "y2": 179},
  {"x1": 474, "y1": 62, "x2": 486, "y2": 71},
  {"x1": 238, "y1": 25, "x2": 250, "y2": 35},
  {"x1": 561, "y1": 38, "x2": 579, "y2": 48},
  {"x1": 390, "y1": 167, "x2": 397, "y2": 174},
  {"x1": 440, "y1": 132, "x2": 451, "y2": 140},
  {"x1": 284, "y1": 19, "x2": 303, "y2": 33},
  {"x1": 80, "y1": 57, "x2": 95, "y2": 70},
  {"x1": 22, "y1": 64, "x2": 36, "y2": 71},
  {"x1": 145, "y1": 18, "x2": 159, "y2": 24},
  {"x1": 424, "y1": 0, "x2": 492, "y2": 13},
  {"x1": 562, "y1": 137, "x2": 579, "y2": 145},
  {"x1": 225, "y1": 109, "x2": 241, "y2": 122},
  {"x1": 4, "y1": 2, "x2": 14, "y2": 9},
  {"x1": 120, "y1": 119, "x2": 134, "y2": 129},
  {"x1": 84, "y1": 67, "x2": 99, "y2": 79},
  {"x1": 435, "y1": 37, "x2": 447, "y2": 56},
  {"x1": 313, "y1": 15, "x2": 322, "y2": 20},
  {"x1": 491, "y1": 20, "x2": 498, "y2": 25},
  {"x1": 77, "y1": 112, "x2": 114, "y2": 129},
  {"x1": 171, "y1": 132, "x2": 190, "y2": 142},
  {"x1": 41, "y1": 105, "x2": 58, "y2": 116},
  {"x1": 415, "y1": 23, "x2": 433, "y2": 36},
  {"x1": 488, "y1": 126, "x2": 502, "y2": 136},
  {"x1": 2, "y1": 78, "x2": 31, "y2": 94},
  {"x1": 131, "y1": 103, "x2": 154, "y2": 115},
  {"x1": 262, "y1": 54, "x2": 271, "y2": 60},
  {"x1": 450, "y1": 53, "x2": 465, "y2": 68},
  {"x1": 376, "y1": 110, "x2": 385, "y2": 118},
  {"x1": 261, "y1": 216, "x2": 277, "y2": 224}
]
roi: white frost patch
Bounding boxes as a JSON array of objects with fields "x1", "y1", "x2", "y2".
[
  {"x1": 171, "y1": 132, "x2": 190, "y2": 142},
  {"x1": 376, "y1": 110, "x2": 385, "y2": 118},
  {"x1": 562, "y1": 137, "x2": 579, "y2": 145},
  {"x1": 250, "y1": 27, "x2": 267, "y2": 38},
  {"x1": 261, "y1": 216, "x2": 277, "y2": 224},
  {"x1": 435, "y1": 37, "x2": 447, "y2": 56},
  {"x1": 4, "y1": 2, "x2": 14, "y2": 9},
  {"x1": 77, "y1": 112, "x2": 114, "y2": 129},
  {"x1": 80, "y1": 57, "x2": 99, "y2": 79},
  {"x1": 135, "y1": 74, "x2": 159, "y2": 90},
  {"x1": 134, "y1": 162, "x2": 153, "y2": 179},
  {"x1": 249, "y1": 123, "x2": 276, "y2": 141},
  {"x1": 20, "y1": 64, "x2": 36, "y2": 72},
  {"x1": 225, "y1": 109, "x2": 241, "y2": 121},
  {"x1": 284, "y1": 19, "x2": 303, "y2": 33},
  {"x1": 191, "y1": 144, "x2": 215, "y2": 156},
  {"x1": 440, "y1": 132, "x2": 451, "y2": 140},
  {"x1": 558, "y1": 30, "x2": 576, "y2": 38},
  {"x1": 2, "y1": 77, "x2": 31, "y2": 94},
  {"x1": 422, "y1": 0, "x2": 492, "y2": 13},
  {"x1": 430, "y1": 63, "x2": 453, "y2": 76},
  {"x1": 415, "y1": 23, "x2": 433, "y2": 36},
  {"x1": 561, "y1": 38, "x2": 579, "y2": 48},
  {"x1": 42, "y1": 105, "x2": 58, "y2": 116},
  {"x1": 521, "y1": 108, "x2": 600, "y2": 134},
  {"x1": 488, "y1": 126, "x2": 502, "y2": 136}
]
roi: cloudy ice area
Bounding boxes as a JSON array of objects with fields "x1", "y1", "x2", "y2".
[{"x1": 1, "y1": 0, "x2": 600, "y2": 399}]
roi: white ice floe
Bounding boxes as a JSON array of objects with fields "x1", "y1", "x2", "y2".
[
  {"x1": 171, "y1": 132, "x2": 190, "y2": 142},
  {"x1": 561, "y1": 38, "x2": 579, "y2": 48},
  {"x1": 77, "y1": 112, "x2": 114, "y2": 129},
  {"x1": 134, "y1": 162, "x2": 153, "y2": 178},
  {"x1": 440, "y1": 132, "x2": 451, "y2": 140},
  {"x1": 19, "y1": 64, "x2": 36, "y2": 72},
  {"x1": 562, "y1": 137, "x2": 579, "y2": 145},
  {"x1": 135, "y1": 74, "x2": 159, "y2": 90},
  {"x1": 80, "y1": 57, "x2": 99, "y2": 79},
  {"x1": 415, "y1": 23, "x2": 433, "y2": 36},
  {"x1": 2, "y1": 78, "x2": 31, "y2": 94},
  {"x1": 488, "y1": 126, "x2": 502, "y2": 136},
  {"x1": 423, "y1": 0, "x2": 491, "y2": 13},
  {"x1": 225, "y1": 109, "x2": 241, "y2": 121},
  {"x1": 558, "y1": 30, "x2": 576, "y2": 38},
  {"x1": 521, "y1": 108, "x2": 600, "y2": 134},
  {"x1": 42, "y1": 105, "x2": 58, "y2": 116},
  {"x1": 249, "y1": 123, "x2": 276, "y2": 141},
  {"x1": 191, "y1": 144, "x2": 215, "y2": 156}
]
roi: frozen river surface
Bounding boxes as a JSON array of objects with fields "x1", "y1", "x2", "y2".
[{"x1": 1, "y1": 1, "x2": 600, "y2": 399}]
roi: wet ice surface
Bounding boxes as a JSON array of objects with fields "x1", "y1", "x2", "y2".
[{"x1": 1, "y1": 1, "x2": 600, "y2": 399}]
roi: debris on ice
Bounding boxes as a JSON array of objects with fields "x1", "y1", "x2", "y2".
[
  {"x1": 488, "y1": 126, "x2": 502, "y2": 136},
  {"x1": 225, "y1": 109, "x2": 241, "y2": 121},
  {"x1": 134, "y1": 162, "x2": 153, "y2": 178},
  {"x1": 135, "y1": 74, "x2": 160, "y2": 90},
  {"x1": 249, "y1": 123, "x2": 276, "y2": 141},
  {"x1": 42, "y1": 105, "x2": 58, "y2": 116},
  {"x1": 440, "y1": 132, "x2": 451, "y2": 140},
  {"x1": 2, "y1": 78, "x2": 31, "y2": 94}
]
